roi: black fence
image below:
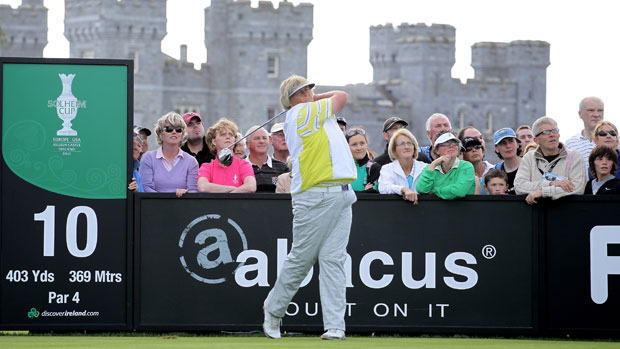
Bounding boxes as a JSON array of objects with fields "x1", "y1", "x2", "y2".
[{"x1": 2, "y1": 193, "x2": 620, "y2": 336}]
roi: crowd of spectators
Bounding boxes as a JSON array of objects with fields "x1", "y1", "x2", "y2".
[{"x1": 129, "y1": 94, "x2": 618, "y2": 203}]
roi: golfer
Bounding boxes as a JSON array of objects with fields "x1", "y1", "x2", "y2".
[{"x1": 262, "y1": 75, "x2": 357, "y2": 340}]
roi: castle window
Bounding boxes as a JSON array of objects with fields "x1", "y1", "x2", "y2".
[
  {"x1": 176, "y1": 105, "x2": 201, "y2": 116},
  {"x1": 392, "y1": 54, "x2": 397, "y2": 63},
  {"x1": 486, "y1": 111, "x2": 494, "y2": 138},
  {"x1": 267, "y1": 55, "x2": 279, "y2": 78},
  {"x1": 129, "y1": 50, "x2": 139, "y2": 74},
  {"x1": 238, "y1": 13, "x2": 243, "y2": 20},
  {"x1": 267, "y1": 107, "x2": 278, "y2": 130},
  {"x1": 458, "y1": 109, "x2": 465, "y2": 130}
]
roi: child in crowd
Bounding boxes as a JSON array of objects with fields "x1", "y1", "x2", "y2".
[{"x1": 483, "y1": 169, "x2": 509, "y2": 195}]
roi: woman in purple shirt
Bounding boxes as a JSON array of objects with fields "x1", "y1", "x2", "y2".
[{"x1": 139, "y1": 112, "x2": 198, "y2": 197}]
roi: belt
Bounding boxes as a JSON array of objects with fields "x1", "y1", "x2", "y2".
[{"x1": 305, "y1": 184, "x2": 349, "y2": 193}]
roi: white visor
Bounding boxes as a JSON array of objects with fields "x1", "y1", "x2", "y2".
[
  {"x1": 288, "y1": 82, "x2": 315, "y2": 98},
  {"x1": 433, "y1": 132, "x2": 460, "y2": 148}
]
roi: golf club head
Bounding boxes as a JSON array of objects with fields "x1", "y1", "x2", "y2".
[{"x1": 218, "y1": 148, "x2": 233, "y2": 167}]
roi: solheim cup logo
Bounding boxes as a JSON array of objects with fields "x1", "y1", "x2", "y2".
[{"x1": 56, "y1": 73, "x2": 78, "y2": 136}]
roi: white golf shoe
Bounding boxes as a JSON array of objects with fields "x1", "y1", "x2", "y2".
[
  {"x1": 262, "y1": 309, "x2": 281, "y2": 339},
  {"x1": 321, "y1": 329, "x2": 345, "y2": 340}
]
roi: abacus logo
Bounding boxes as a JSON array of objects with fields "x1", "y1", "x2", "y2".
[
  {"x1": 27, "y1": 308, "x2": 40, "y2": 319},
  {"x1": 178, "y1": 215, "x2": 248, "y2": 284}
]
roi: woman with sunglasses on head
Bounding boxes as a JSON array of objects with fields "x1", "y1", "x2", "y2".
[
  {"x1": 377, "y1": 129, "x2": 426, "y2": 203},
  {"x1": 197, "y1": 118, "x2": 256, "y2": 193},
  {"x1": 346, "y1": 126, "x2": 378, "y2": 192},
  {"x1": 416, "y1": 130, "x2": 476, "y2": 200},
  {"x1": 139, "y1": 112, "x2": 198, "y2": 197},
  {"x1": 592, "y1": 121, "x2": 620, "y2": 178}
]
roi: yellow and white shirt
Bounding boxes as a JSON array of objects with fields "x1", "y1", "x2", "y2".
[{"x1": 284, "y1": 98, "x2": 357, "y2": 195}]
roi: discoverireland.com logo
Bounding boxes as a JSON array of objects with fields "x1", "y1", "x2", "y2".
[
  {"x1": 27, "y1": 307, "x2": 99, "y2": 319},
  {"x1": 27, "y1": 308, "x2": 40, "y2": 319}
]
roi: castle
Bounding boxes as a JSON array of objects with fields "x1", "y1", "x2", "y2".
[{"x1": 1, "y1": 0, "x2": 550, "y2": 154}]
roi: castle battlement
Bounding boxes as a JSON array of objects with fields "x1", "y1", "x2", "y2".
[
  {"x1": 0, "y1": 1, "x2": 47, "y2": 57},
  {"x1": 205, "y1": 0, "x2": 313, "y2": 43},
  {"x1": 65, "y1": 0, "x2": 166, "y2": 43}
]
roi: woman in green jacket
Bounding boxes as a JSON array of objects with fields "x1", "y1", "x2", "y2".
[{"x1": 416, "y1": 130, "x2": 476, "y2": 200}]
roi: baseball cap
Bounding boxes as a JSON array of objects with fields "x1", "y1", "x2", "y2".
[
  {"x1": 383, "y1": 117, "x2": 408, "y2": 133},
  {"x1": 336, "y1": 116, "x2": 347, "y2": 126},
  {"x1": 270, "y1": 122, "x2": 284, "y2": 133},
  {"x1": 461, "y1": 137, "x2": 482, "y2": 149},
  {"x1": 182, "y1": 112, "x2": 202, "y2": 126},
  {"x1": 434, "y1": 132, "x2": 460, "y2": 148},
  {"x1": 493, "y1": 127, "x2": 517, "y2": 145},
  {"x1": 133, "y1": 125, "x2": 152, "y2": 136}
]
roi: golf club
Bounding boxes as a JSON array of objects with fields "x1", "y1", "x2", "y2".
[{"x1": 218, "y1": 109, "x2": 288, "y2": 166}]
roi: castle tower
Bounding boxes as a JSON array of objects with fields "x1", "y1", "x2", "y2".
[
  {"x1": 471, "y1": 42, "x2": 509, "y2": 80},
  {"x1": 64, "y1": 0, "x2": 167, "y2": 128},
  {"x1": 205, "y1": 0, "x2": 313, "y2": 130},
  {"x1": 506, "y1": 41, "x2": 550, "y2": 127},
  {"x1": 0, "y1": 0, "x2": 47, "y2": 57}
]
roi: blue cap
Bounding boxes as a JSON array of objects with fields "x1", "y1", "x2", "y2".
[{"x1": 493, "y1": 127, "x2": 517, "y2": 145}]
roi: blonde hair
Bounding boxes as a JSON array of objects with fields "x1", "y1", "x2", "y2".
[
  {"x1": 593, "y1": 120, "x2": 618, "y2": 139},
  {"x1": 523, "y1": 142, "x2": 538, "y2": 155},
  {"x1": 205, "y1": 118, "x2": 239, "y2": 153},
  {"x1": 154, "y1": 112, "x2": 187, "y2": 146},
  {"x1": 280, "y1": 75, "x2": 311, "y2": 110},
  {"x1": 388, "y1": 128, "x2": 419, "y2": 161}
]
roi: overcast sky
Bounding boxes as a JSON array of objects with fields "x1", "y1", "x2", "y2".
[{"x1": 4, "y1": 0, "x2": 619, "y2": 140}]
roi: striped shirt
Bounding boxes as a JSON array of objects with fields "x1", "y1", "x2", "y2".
[
  {"x1": 565, "y1": 132, "x2": 594, "y2": 171},
  {"x1": 564, "y1": 133, "x2": 595, "y2": 173},
  {"x1": 284, "y1": 98, "x2": 357, "y2": 195}
]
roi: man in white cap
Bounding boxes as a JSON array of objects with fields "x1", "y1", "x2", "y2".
[
  {"x1": 262, "y1": 75, "x2": 356, "y2": 341},
  {"x1": 270, "y1": 122, "x2": 289, "y2": 163}
]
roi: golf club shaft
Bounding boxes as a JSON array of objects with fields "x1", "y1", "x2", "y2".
[{"x1": 225, "y1": 109, "x2": 287, "y2": 150}]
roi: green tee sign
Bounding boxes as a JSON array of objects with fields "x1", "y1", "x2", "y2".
[{"x1": 2, "y1": 63, "x2": 127, "y2": 199}]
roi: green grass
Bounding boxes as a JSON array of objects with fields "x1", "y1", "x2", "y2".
[{"x1": 0, "y1": 334, "x2": 620, "y2": 349}]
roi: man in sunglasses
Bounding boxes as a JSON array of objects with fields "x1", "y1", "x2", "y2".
[
  {"x1": 565, "y1": 96, "x2": 605, "y2": 166},
  {"x1": 514, "y1": 116, "x2": 587, "y2": 205}
]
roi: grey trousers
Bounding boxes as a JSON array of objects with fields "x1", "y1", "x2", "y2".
[{"x1": 264, "y1": 187, "x2": 356, "y2": 331}]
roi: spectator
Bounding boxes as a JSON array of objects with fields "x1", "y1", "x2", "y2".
[
  {"x1": 483, "y1": 169, "x2": 509, "y2": 195},
  {"x1": 420, "y1": 113, "x2": 452, "y2": 162},
  {"x1": 234, "y1": 132, "x2": 247, "y2": 159},
  {"x1": 592, "y1": 121, "x2": 619, "y2": 177},
  {"x1": 565, "y1": 96, "x2": 604, "y2": 169},
  {"x1": 585, "y1": 145, "x2": 620, "y2": 195},
  {"x1": 133, "y1": 125, "x2": 151, "y2": 160},
  {"x1": 128, "y1": 132, "x2": 144, "y2": 192},
  {"x1": 514, "y1": 116, "x2": 586, "y2": 205},
  {"x1": 460, "y1": 136, "x2": 491, "y2": 181},
  {"x1": 246, "y1": 125, "x2": 288, "y2": 192},
  {"x1": 346, "y1": 126, "x2": 377, "y2": 192},
  {"x1": 416, "y1": 130, "x2": 476, "y2": 200},
  {"x1": 489, "y1": 127, "x2": 521, "y2": 194},
  {"x1": 197, "y1": 118, "x2": 256, "y2": 193},
  {"x1": 458, "y1": 126, "x2": 494, "y2": 168},
  {"x1": 139, "y1": 112, "x2": 198, "y2": 197},
  {"x1": 181, "y1": 112, "x2": 214, "y2": 166},
  {"x1": 275, "y1": 156, "x2": 292, "y2": 194},
  {"x1": 373, "y1": 116, "x2": 409, "y2": 166},
  {"x1": 270, "y1": 123, "x2": 289, "y2": 163},
  {"x1": 336, "y1": 116, "x2": 347, "y2": 134},
  {"x1": 516, "y1": 125, "x2": 535, "y2": 156},
  {"x1": 378, "y1": 128, "x2": 426, "y2": 204}
]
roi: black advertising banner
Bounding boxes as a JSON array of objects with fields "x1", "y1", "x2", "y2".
[
  {"x1": 0, "y1": 59, "x2": 132, "y2": 329},
  {"x1": 135, "y1": 194, "x2": 535, "y2": 332},
  {"x1": 543, "y1": 198, "x2": 620, "y2": 332}
]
